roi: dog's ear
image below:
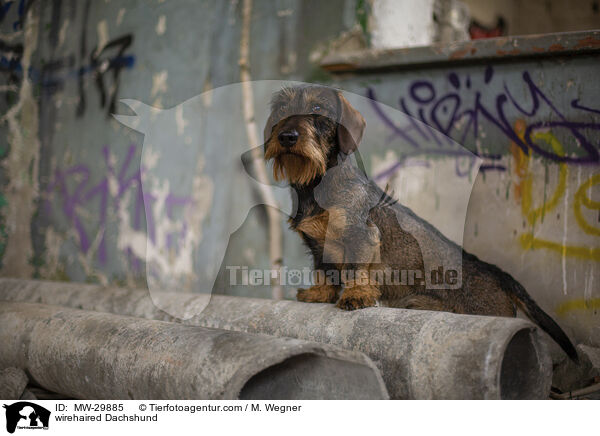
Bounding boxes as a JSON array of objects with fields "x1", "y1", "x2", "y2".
[{"x1": 336, "y1": 92, "x2": 366, "y2": 154}]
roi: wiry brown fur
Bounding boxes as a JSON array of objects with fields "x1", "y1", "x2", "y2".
[{"x1": 263, "y1": 85, "x2": 579, "y2": 362}]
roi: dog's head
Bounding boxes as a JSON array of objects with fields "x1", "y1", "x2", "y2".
[{"x1": 263, "y1": 85, "x2": 365, "y2": 185}]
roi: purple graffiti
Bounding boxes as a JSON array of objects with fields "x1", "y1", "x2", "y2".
[
  {"x1": 44, "y1": 144, "x2": 194, "y2": 267},
  {"x1": 373, "y1": 158, "x2": 431, "y2": 183},
  {"x1": 368, "y1": 67, "x2": 600, "y2": 184},
  {"x1": 367, "y1": 88, "x2": 485, "y2": 180}
]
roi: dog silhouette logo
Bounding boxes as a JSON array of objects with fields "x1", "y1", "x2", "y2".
[
  {"x1": 3, "y1": 402, "x2": 50, "y2": 433},
  {"x1": 113, "y1": 81, "x2": 478, "y2": 317}
]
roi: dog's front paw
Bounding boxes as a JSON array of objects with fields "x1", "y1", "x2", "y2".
[
  {"x1": 336, "y1": 286, "x2": 380, "y2": 310},
  {"x1": 297, "y1": 284, "x2": 339, "y2": 303},
  {"x1": 336, "y1": 294, "x2": 377, "y2": 310}
]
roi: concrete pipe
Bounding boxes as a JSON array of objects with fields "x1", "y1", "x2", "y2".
[
  {"x1": 0, "y1": 301, "x2": 388, "y2": 400},
  {"x1": 0, "y1": 279, "x2": 553, "y2": 399}
]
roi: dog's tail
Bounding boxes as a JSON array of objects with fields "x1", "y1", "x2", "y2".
[{"x1": 505, "y1": 277, "x2": 579, "y2": 363}]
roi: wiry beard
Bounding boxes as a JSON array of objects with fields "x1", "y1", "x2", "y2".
[
  {"x1": 271, "y1": 153, "x2": 326, "y2": 185},
  {"x1": 264, "y1": 125, "x2": 328, "y2": 186}
]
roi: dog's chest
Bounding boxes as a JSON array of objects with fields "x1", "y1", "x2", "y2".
[{"x1": 292, "y1": 211, "x2": 329, "y2": 245}]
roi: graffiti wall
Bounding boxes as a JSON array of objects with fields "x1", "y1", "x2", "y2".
[
  {"x1": 0, "y1": 1, "x2": 598, "y2": 347},
  {"x1": 334, "y1": 45, "x2": 599, "y2": 346},
  {"x1": 0, "y1": 0, "x2": 356, "y2": 292}
]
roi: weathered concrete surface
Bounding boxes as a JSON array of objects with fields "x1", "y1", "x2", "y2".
[
  {"x1": 368, "y1": 0, "x2": 436, "y2": 49},
  {"x1": 0, "y1": 367, "x2": 28, "y2": 399},
  {"x1": 0, "y1": 278, "x2": 553, "y2": 399},
  {"x1": 19, "y1": 389, "x2": 38, "y2": 400},
  {"x1": 321, "y1": 30, "x2": 600, "y2": 72},
  {"x1": 552, "y1": 344, "x2": 600, "y2": 393},
  {"x1": 0, "y1": 301, "x2": 388, "y2": 400}
]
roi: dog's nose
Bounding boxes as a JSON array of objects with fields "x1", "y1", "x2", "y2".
[{"x1": 278, "y1": 130, "x2": 299, "y2": 148}]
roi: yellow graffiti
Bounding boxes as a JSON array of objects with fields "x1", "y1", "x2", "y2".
[
  {"x1": 510, "y1": 119, "x2": 528, "y2": 201},
  {"x1": 519, "y1": 233, "x2": 600, "y2": 261},
  {"x1": 573, "y1": 174, "x2": 600, "y2": 236},
  {"x1": 555, "y1": 298, "x2": 600, "y2": 316},
  {"x1": 520, "y1": 131, "x2": 568, "y2": 226},
  {"x1": 512, "y1": 121, "x2": 599, "y2": 261}
]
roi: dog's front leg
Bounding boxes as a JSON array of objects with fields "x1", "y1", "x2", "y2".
[
  {"x1": 297, "y1": 269, "x2": 340, "y2": 303},
  {"x1": 334, "y1": 222, "x2": 382, "y2": 310},
  {"x1": 297, "y1": 283, "x2": 340, "y2": 303}
]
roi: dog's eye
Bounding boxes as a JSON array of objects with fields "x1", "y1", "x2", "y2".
[{"x1": 312, "y1": 105, "x2": 321, "y2": 113}]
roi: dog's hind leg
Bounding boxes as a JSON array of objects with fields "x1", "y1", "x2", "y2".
[{"x1": 385, "y1": 294, "x2": 451, "y2": 312}]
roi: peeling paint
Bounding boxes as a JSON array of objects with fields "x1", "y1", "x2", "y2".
[
  {"x1": 496, "y1": 49, "x2": 521, "y2": 56},
  {"x1": 449, "y1": 47, "x2": 470, "y2": 59},
  {"x1": 175, "y1": 105, "x2": 187, "y2": 136},
  {"x1": 58, "y1": 18, "x2": 69, "y2": 48},
  {"x1": 41, "y1": 228, "x2": 62, "y2": 279},
  {"x1": 156, "y1": 15, "x2": 166, "y2": 35},
  {"x1": 574, "y1": 36, "x2": 600, "y2": 49},
  {"x1": 0, "y1": 8, "x2": 40, "y2": 277},
  {"x1": 562, "y1": 179, "x2": 569, "y2": 295},
  {"x1": 151, "y1": 70, "x2": 168, "y2": 97},
  {"x1": 116, "y1": 8, "x2": 126, "y2": 26},
  {"x1": 277, "y1": 9, "x2": 293, "y2": 17},
  {"x1": 117, "y1": 155, "x2": 214, "y2": 292},
  {"x1": 95, "y1": 20, "x2": 110, "y2": 56}
]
